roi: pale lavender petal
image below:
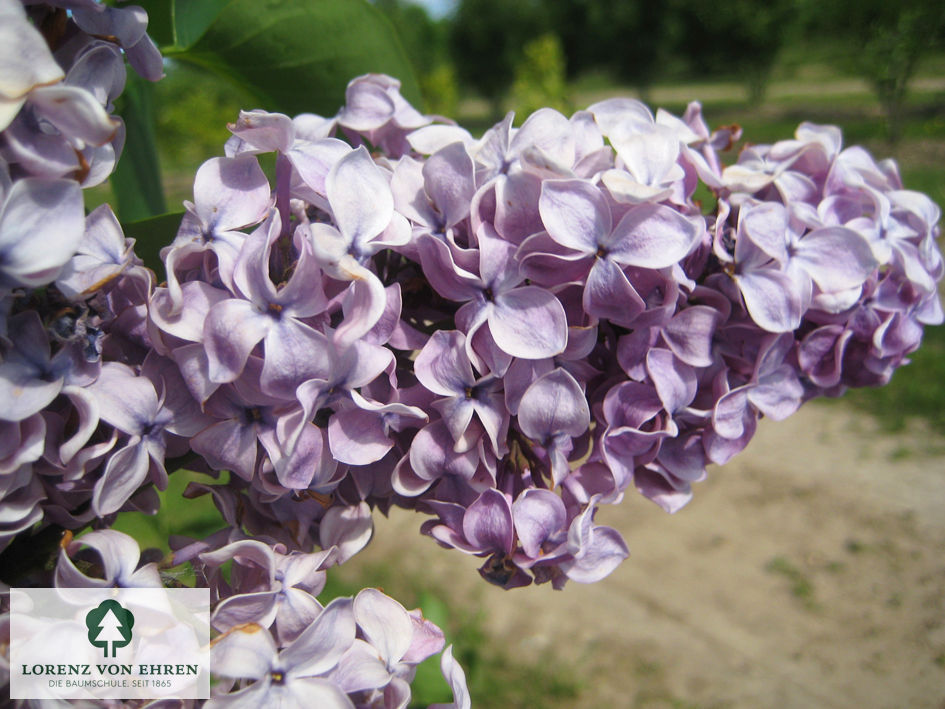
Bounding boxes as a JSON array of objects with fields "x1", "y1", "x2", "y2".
[
  {"x1": 415, "y1": 330, "x2": 474, "y2": 396},
  {"x1": 281, "y1": 597, "x2": 356, "y2": 677},
  {"x1": 328, "y1": 408, "x2": 392, "y2": 465},
  {"x1": 645, "y1": 349, "x2": 696, "y2": 413},
  {"x1": 513, "y1": 489, "x2": 566, "y2": 559},
  {"x1": 327, "y1": 146, "x2": 393, "y2": 247},
  {"x1": 204, "y1": 299, "x2": 273, "y2": 383},
  {"x1": 734, "y1": 268, "x2": 804, "y2": 333},
  {"x1": 429, "y1": 645, "x2": 471, "y2": 709},
  {"x1": 92, "y1": 440, "x2": 150, "y2": 516},
  {"x1": 607, "y1": 203, "x2": 700, "y2": 268},
  {"x1": 319, "y1": 502, "x2": 374, "y2": 565},
  {"x1": 212, "y1": 593, "x2": 279, "y2": 632},
  {"x1": 211, "y1": 623, "x2": 276, "y2": 680},
  {"x1": 539, "y1": 179, "x2": 610, "y2": 254},
  {"x1": 661, "y1": 305, "x2": 719, "y2": 367},
  {"x1": 0, "y1": 178, "x2": 84, "y2": 287},
  {"x1": 193, "y1": 155, "x2": 271, "y2": 231},
  {"x1": 793, "y1": 226, "x2": 877, "y2": 290},
  {"x1": 353, "y1": 588, "x2": 413, "y2": 668},
  {"x1": 463, "y1": 489, "x2": 513, "y2": 554},
  {"x1": 583, "y1": 258, "x2": 645, "y2": 325},
  {"x1": 423, "y1": 141, "x2": 476, "y2": 228},
  {"x1": 489, "y1": 286, "x2": 568, "y2": 359},
  {"x1": 517, "y1": 368, "x2": 589, "y2": 441},
  {"x1": 28, "y1": 85, "x2": 118, "y2": 146}
]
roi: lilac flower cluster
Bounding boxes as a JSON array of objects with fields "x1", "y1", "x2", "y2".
[
  {"x1": 0, "y1": 0, "x2": 163, "y2": 550},
  {"x1": 143, "y1": 74, "x2": 942, "y2": 597}
]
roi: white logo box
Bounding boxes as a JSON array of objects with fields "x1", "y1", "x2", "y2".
[{"x1": 10, "y1": 587, "x2": 210, "y2": 700}]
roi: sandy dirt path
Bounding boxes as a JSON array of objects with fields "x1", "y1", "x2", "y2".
[{"x1": 341, "y1": 403, "x2": 945, "y2": 708}]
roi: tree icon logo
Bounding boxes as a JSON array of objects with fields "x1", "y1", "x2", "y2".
[{"x1": 85, "y1": 600, "x2": 134, "y2": 658}]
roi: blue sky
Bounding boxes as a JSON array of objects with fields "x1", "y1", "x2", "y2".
[{"x1": 408, "y1": 0, "x2": 457, "y2": 19}]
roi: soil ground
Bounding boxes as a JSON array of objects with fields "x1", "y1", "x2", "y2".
[{"x1": 344, "y1": 403, "x2": 945, "y2": 708}]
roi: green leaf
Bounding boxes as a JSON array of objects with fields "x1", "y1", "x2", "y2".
[
  {"x1": 138, "y1": 0, "x2": 231, "y2": 50},
  {"x1": 173, "y1": 0, "x2": 232, "y2": 48},
  {"x1": 137, "y1": 0, "x2": 174, "y2": 48},
  {"x1": 110, "y1": 75, "x2": 167, "y2": 223},
  {"x1": 121, "y1": 210, "x2": 185, "y2": 276},
  {"x1": 175, "y1": 0, "x2": 421, "y2": 116}
]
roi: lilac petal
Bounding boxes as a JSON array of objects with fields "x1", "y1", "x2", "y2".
[
  {"x1": 58, "y1": 529, "x2": 138, "y2": 587},
  {"x1": 354, "y1": 588, "x2": 413, "y2": 667},
  {"x1": 281, "y1": 678, "x2": 356, "y2": 709},
  {"x1": 494, "y1": 172, "x2": 544, "y2": 243},
  {"x1": 607, "y1": 203, "x2": 700, "y2": 268},
  {"x1": 0, "y1": 178, "x2": 84, "y2": 287},
  {"x1": 28, "y1": 85, "x2": 118, "y2": 146},
  {"x1": 55, "y1": 547, "x2": 110, "y2": 589},
  {"x1": 328, "y1": 408, "x2": 391, "y2": 465},
  {"x1": 658, "y1": 434, "x2": 707, "y2": 483},
  {"x1": 0, "y1": 2, "x2": 63, "y2": 118},
  {"x1": 204, "y1": 299, "x2": 273, "y2": 383},
  {"x1": 0, "y1": 361, "x2": 62, "y2": 422},
  {"x1": 489, "y1": 286, "x2": 568, "y2": 359},
  {"x1": 513, "y1": 489, "x2": 566, "y2": 559},
  {"x1": 734, "y1": 268, "x2": 804, "y2": 333},
  {"x1": 645, "y1": 349, "x2": 696, "y2": 413},
  {"x1": 193, "y1": 155, "x2": 271, "y2": 231},
  {"x1": 429, "y1": 645, "x2": 471, "y2": 709},
  {"x1": 281, "y1": 597, "x2": 356, "y2": 677},
  {"x1": 423, "y1": 141, "x2": 476, "y2": 227},
  {"x1": 634, "y1": 468, "x2": 694, "y2": 514},
  {"x1": 273, "y1": 422, "x2": 325, "y2": 490},
  {"x1": 417, "y1": 235, "x2": 482, "y2": 301},
  {"x1": 712, "y1": 388, "x2": 750, "y2": 440},
  {"x1": 229, "y1": 110, "x2": 294, "y2": 153},
  {"x1": 191, "y1": 419, "x2": 258, "y2": 481},
  {"x1": 261, "y1": 320, "x2": 331, "y2": 398},
  {"x1": 405, "y1": 420, "x2": 479, "y2": 483},
  {"x1": 211, "y1": 623, "x2": 276, "y2": 680},
  {"x1": 332, "y1": 272, "x2": 390, "y2": 350},
  {"x1": 561, "y1": 522, "x2": 629, "y2": 583},
  {"x1": 793, "y1": 226, "x2": 877, "y2": 290},
  {"x1": 278, "y1": 589, "x2": 325, "y2": 645},
  {"x1": 403, "y1": 609, "x2": 446, "y2": 663},
  {"x1": 203, "y1": 677, "x2": 271, "y2": 709},
  {"x1": 539, "y1": 179, "x2": 610, "y2": 254},
  {"x1": 332, "y1": 639, "x2": 391, "y2": 693},
  {"x1": 212, "y1": 592, "x2": 279, "y2": 632},
  {"x1": 463, "y1": 489, "x2": 513, "y2": 554},
  {"x1": 433, "y1": 393, "x2": 476, "y2": 446},
  {"x1": 327, "y1": 146, "x2": 393, "y2": 246},
  {"x1": 748, "y1": 367, "x2": 803, "y2": 421},
  {"x1": 90, "y1": 363, "x2": 158, "y2": 435},
  {"x1": 517, "y1": 368, "x2": 589, "y2": 441},
  {"x1": 739, "y1": 202, "x2": 788, "y2": 264},
  {"x1": 584, "y1": 258, "x2": 646, "y2": 324},
  {"x1": 661, "y1": 305, "x2": 719, "y2": 367},
  {"x1": 92, "y1": 440, "x2": 150, "y2": 516},
  {"x1": 319, "y1": 502, "x2": 374, "y2": 565},
  {"x1": 415, "y1": 330, "x2": 474, "y2": 396},
  {"x1": 338, "y1": 77, "x2": 395, "y2": 130}
]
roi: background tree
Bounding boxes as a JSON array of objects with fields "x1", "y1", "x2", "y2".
[
  {"x1": 449, "y1": 0, "x2": 546, "y2": 116},
  {"x1": 798, "y1": 0, "x2": 945, "y2": 142},
  {"x1": 541, "y1": 0, "x2": 676, "y2": 99},
  {"x1": 670, "y1": 0, "x2": 794, "y2": 104}
]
